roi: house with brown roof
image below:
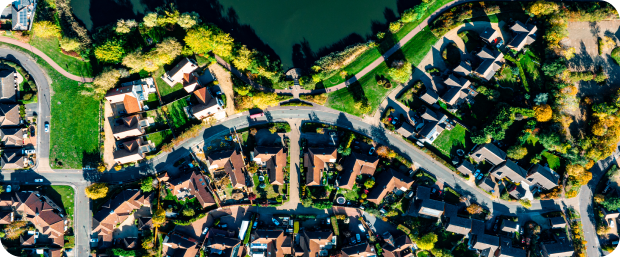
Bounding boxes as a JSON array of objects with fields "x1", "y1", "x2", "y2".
[
  {"x1": 470, "y1": 143, "x2": 506, "y2": 165},
  {"x1": 191, "y1": 87, "x2": 224, "y2": 120},
  {"x1": 111, "y1": 115, "x2": 148, "y2": 140},
  {"x1": 113, "y1": 138, "x2": 151, "y2": 165},
  {"x1": 207, "y1": 150, "x2": 248, "y2": 188},
  {"x1": 0, "y1": 211, "x2": 13, "y2": 224},
  {"x1": 304, "y1": 148, "x2": 337, "y2": 186},
  {"x1": 253, "y1": 147, "x2": 287, "y2": 185},
  {"x1": 206, "y1": 233, "x2": 242, "y2": 257},
  {"x1": 92, "y1": 189, "x2": 152, "y2": 249},
  {"x1": 0, "y1": 127, "x2": 24, "y2": 147},
  {"x1": 105, "y1": 85, "x2": 145, "y2": 115},
  {"x1": 1, "y1": 147, "x2": 25, "y2": 169},
  {"x1": 341, "y1": 243, "x2": 377, "y2": 257},
  {"x1": 0, "y1": 104, "x2": 20, "y2": 126},
  {"x1": 167, "y1": 170, "x2": 217, "y2": 208},
  {"x1": 299, "y1": 230, "x2": 336, "y2": 257},
  {"x1": 525, "y1": 164, "x2": 559, "y2": 190},
  {"x1": 163, "y1": 232, "x2": 201, "y2": 257},
  {"x1": 249, "y1": 229, "x2": 293, "y2": 257},
  {"x1": 182, "y1": 71, "x2": 200, "y2": 93},
  {"x1": 507, "y1": 21, "x2": 537, "y2": 52},
  {"x1": 382, "y1": 234, "x2": 414, "y2": 257},
  {"x1": 337, "y1": 152, "x2": 379, "y2": 190},
  {"x1": 367, "y1": 169, "x2": 414, "y2": 204},
  {"x1": 9, "y1": 192, "x2": 66, "y2": 247},
  {"x1": 162, "y1": 58, "x2": 199, "y2": 87}
]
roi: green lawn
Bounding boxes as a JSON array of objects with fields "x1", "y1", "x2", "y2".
[
  {"x1": 0, "y1": 42, "x2": 101, "y2": 169},
  {"x1": 42, "y1": 186, "x2": 74, "y2": 221},
  {"x1": 542, "y1": 152, "x2": 561, "y2": 171},
  {"x1": 322, "y1": 49, "x2": 382, "y2": 88},
  {"x1": 400, "y1": 28, "x2": 440, "y2": 66},
  {"x1": 29, "y1": 36, "x2": 93, "y2": 77},
  {"x1": 393, "y1": 0, "x2": 455, "y2": 41},
  {"x1": 432, "y1": 125, "x2": 471, "y2": 157},
  {"x1": 326, "y1": 63, "x2": 391, "y2": 116},
  {"x1": 155, "y1": 67, "x2": 188, "y2": 104},
  {"x1": 252, "y1": 175, "x2": 283, "y2": 200},
  {"x1": 146, "y1": 130, "x2": 172, "y2": 151},
  {"x1": 338, "y1": 186, "x2": 360, "y2": 201},
  {"x1": 166, "y1": 96, "x2": 191, "y2": 132}
]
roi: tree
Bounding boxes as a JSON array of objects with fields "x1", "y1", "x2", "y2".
[
  {"x1": 142, "y1": 235, "x2": 154, "y2": 249},
  {"x1": 94, "y1": 39, "x2": 126, "y2": 63},
  {"x1": 248, "y1": 193, "x2": 256, "y2": 204},
  {"x1": 389, "y1": 21, "x2": 402, "y2": 33},
  {"x1": 387, "y1": 61, "x2": 412, "y2": 83},
  {"x1": 416, "y1": 233, "x2": 438, "y2": 251},
  {"x1": 122, "y1": 51, "x2": 147, "y2": 73},
  {"x1": 354, "y1": 101, "x2": 372, "y2": 115},
  {"x1": 59, "y1": 37, "x2": 82, "y2": 52},
  {"x1": 507, "y1": 145, "x2": 528, "y2": 160},
  {"x1": 143, "y1": 12, "x2": 158, "y2": 28},
  {"x1": 178, "y1": 12, "x2": 201, "y2": 29},
  {"x1": 534, "y1": 93, "x2": 548, "y2": 105},
  {"x1": 33, "y1": 21, "x2": 60, "y2": 38},
  {"x1": 233, "y1": 45, "x2": 257, "y2": 71},
  {"x1": 4, "y1": 220, "x2": 27, "y2": 240},
  {"x1": 594, "y1": 194, "x2": 606, "y2": 203},
  {"x1": 364, "y1": 179, "x2": 375, "y2": 189},
  {"x1": 92, "y1": 67, "x2": 123, "y2": 96},
  {"x1": 466, "y1": 203, "x2": 483, "y2": 214},
  {"x1": 430, "y1": 249, "x2": 454, "y2": 257},
  {"x1": 376, "y1": 146, "x2": 390, "y2": 158},
  {"x1": 601, "y1": 197, "x2": 620, "y2": 211},
  {"x1": 141, "y1": 176, "x2": 154, "y2": 192},
  {"x1": 152, "y1": 208, "x2": 166, "y2": 227},
  {"x1": 184, "y1": 25, "x2": 234, "y2": 57},
  {"x1": 534, "y1": 104, "x2": 553, "y2": 122},
  {"x1": 542, "y1": 59, "x2": 567, "y2": 77},
  {"x1": 85, "y1": 183, "x2": 109, "y2": 200},
  {"x1": 115, "y1": 19, "x2": 137, "y2": 34},
  {"x1": 269, "y1": 126, "x2": 278, "y2": 134},
  {"x1": 566, "y1": 164, "x2": 585, "y2": 177},
  {"x1": 182, "y1": 207, "x2": 195, "y2": 217},
  {"x1": 527, "y1": 0, "x2": 559, "y2": 16},
  {"x1": 519, "y1": 199, "x2": 532, "y2": 209},
  {"x1": 154, "y1": 37, "x2": 183, "y2": 65}
]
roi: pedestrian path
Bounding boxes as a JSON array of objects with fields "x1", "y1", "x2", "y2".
[{"x1": 0, "y1": 36, "x2": 94, "y2": 82}]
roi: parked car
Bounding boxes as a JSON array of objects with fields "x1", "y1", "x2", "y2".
[
  {"x1": 5, "y1": 185, "x2": 10, "y2": 193},
  {"x1": 250, "y1": 112, "x2": 264, "y2": 119},
  {"x1": 350, "y1": 237, "x2": 356, "y2": 244},
  {"x1": 34, "y1": 179, "x2": 43, "y2": 183},
  {"x1": 253, "y1": 222, "x2": 258, "y2": 229},
  {"x1": 356, "y1": 234, "x2": 361, "y2": 242},
  {"x1": 272, "y1": 218, "x2": 280, "y2": 226},
  {"x1": 476, "y1": 173, "x2": 483, "y2": 180},
  {"x1": 44, "y1": 122, "x2": 50, "y2": 133},
  {"x1": 369, "y1": 147, "x2": 375, "y2": 155},
  {"x1": 358, "y1": 224, "x2": 366, "y2": 232}
]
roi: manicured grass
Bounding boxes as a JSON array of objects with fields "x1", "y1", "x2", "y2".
[
  {"x1": 0, "y1": 42, "x2": 101, "y2": 169},
  {"x1": 166, "y1": 96, "x2": 191, "y2": 132},
  {"x1": 542, "y1": 152, "x2": 561, "y2": 171},
  {"x1": 338, "y1": 187, "x2": 360, "y2": 201},
  {"x1": 400, "y1": 28, "x2": 440, "y2": 66},
  {"x1": 326, "y1": 63, "x2": 391, "y2": 116},
  {"x1": 252, "y1": 175, "x2": 283, "y2": 200},
  {"x1": 29, "y1": 36, "x2": 93, "y2": 77},
  {"x1": 42, "y1": 186, "x2": 74, "y2": 221},
  {"x1": 432, "y1": 125, "x2": 471, "y2": 157},
  {"x1": 154, "y1": 67, "x2": 189, "y2": 104},
  {"x1": 393, "y1": 0, "x2": 455, "y2": 41},
  {"x1": 322, "y1": 49, "x2": 382, "y2": 88},
  {"x1": 146, "y1": 130, "x2": 172, "y2": 151}
]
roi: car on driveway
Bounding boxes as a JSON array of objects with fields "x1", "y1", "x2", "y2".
[
  {"x1": 34, "y1": 179, "x2": 43, "y2": 183},
  {"x1": 369, "y1": 147, "x2": 375, "y2": 155},
  {"x1": 358, "y1": 224, "x2": 366, "y2": 232}
]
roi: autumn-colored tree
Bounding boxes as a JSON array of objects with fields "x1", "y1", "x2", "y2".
[
  {"x1": 527, "y1": 0, "x2": 559, "y2": 16},
  {"x1": 233, "y1": 45, "x2": 257, "y2": 71},
  {"x1": 4, "y1": 220, "x2": 27, "y2": 240},
  {"x1": 566, "y1": 164, "x2": 585, "y2": 177},
  {"x1": 592, "y1": 120, "x2": 607, "y2": 136},
  {"x1": 33, "y1": 21, "x2": 60, "y2": 38},
  {"x1": 142, "y1": 235, "x2": 154, "y2": 249},
  {"x1": 507, "y1": 145, "x2": 528, "y2": 160},
  {"x1": 466, "y1": 203, "x2": 483, "y2": 214},
  {"x1": 115, "y1": 19, "x2": 137, "y2": 34},
  {"x1": 59, "y1": 37, "x2": 82, "y2": 52},
  {"x1": 534, "y1": 104, "x2": 553, "y2": 122},
  {"x1": 85, "y1": 183, "x2": 109, "y2": 200},
  {"x1": 376, "y1": 146, "x2": 390, "y2": 158},
  {"x1": 91, "y1": 67, "x2": 123, "y2": 96},
  {"x1": 143, "y1": 12, "x2": 158, "y2": 28},
  {"x1": 153, "y1": 37, "x2": 183, "y2": 65},
  {"x1": 94, "y1": 39, "x2": 126, "y2": 63},
  {"x1": 594, "y1": 194, "x2": 606, "y2": 203},
  {"x1": 152, "y1": 208, "x2": 166, "y2": 227},
  {"x1": 184, "y1": 25, "x2": 234, "y2": 57},
  {"x1": 416, "y1": 233, "x2": 438, "y2": 251},
  {"x1": 177, "y1": 12, "x2": 201, "y2": 29}
]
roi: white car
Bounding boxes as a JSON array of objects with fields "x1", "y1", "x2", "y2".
[
  {"x1": 272, "y1": 218, "x2": 280, "y2": 226},
  {"x1": 90, "y1": 238, "x2": 98, "y2": 243},
  {"x1": 327, "y1": 218, "x2": 331, "y2": 225},
  {"x1": 358, "y1": 224, "x2": 366, "y2": 232},
  {"x1": 34, "y1": 179, "x2": 43, "y2": 183}
]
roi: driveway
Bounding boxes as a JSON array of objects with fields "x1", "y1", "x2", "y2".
[{"x1": 208, "y1": 63, "x2": 236, "y2": 116}]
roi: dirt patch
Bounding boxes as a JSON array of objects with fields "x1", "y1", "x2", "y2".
[
  {"x1": 103, "y1": 102, "x2": 116, "y2": 170},
  {"x1": 208, "y1": 63, "x2": 235, "y2": 115}
]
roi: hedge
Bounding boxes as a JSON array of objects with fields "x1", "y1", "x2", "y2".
[
  {"x1": 173, "y1": 212, "x2": 207, "y2": 225},
  {"x1": 331, "y1": 216, "x2": 339, "y2": 236},
  {"x1": 397, "y1": 224, "x2": 411, "y2": 235},
  {"x1": 294, "y1": 221, "x2": 299, "y2": 233},
  {"x1": 107, "y1": 248, "x2": 139, "y2": 256}
]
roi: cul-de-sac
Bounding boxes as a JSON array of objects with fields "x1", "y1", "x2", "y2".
[{"x1": 0, "y1": 0, "x2": 617, "y2": 256}]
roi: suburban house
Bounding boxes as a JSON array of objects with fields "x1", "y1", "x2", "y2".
[
  {"x1": 337, "y1": 152, "x2": 379, "y2": 190},
  {"x1": 468, "y1": 234, "x2": 500, "y2": 257},
  {"x1": 456, "y1": 160, "x2": 476, "y2": 175},
  {"x1": 407, "y1": 186, "x2": 444, "y2": 218},
  {"x1": 92, "y1": 189, "x2": 152, "y2": 249},
  {"x1": 540, "y1": 242, "x2": 574, "y2": 257},
  {"x1": 111, "y1": 115, "x2": 148, "y2": 140},
  {"x1": 112, "y1": 138, "x2": 152, "y2": 165},
  {"x1": 162, "y1": 58, "x2": 199, "y2": 87},
  {"x1": 8, "y1": 0, "x2": 36, "y2": 30},
  {"x1": 207, "y1": 150, "x2": 247, "y2": 188},
  {"x1": 341, "y1": 243, "x2": 376, "y2": 257},
  {"x1": 443, "y1": 203, "x2": 472, "y2": 235},
  {"x1": 182, "y1": 71, "x2": 200, "y2": 92},
  {"x1": 549, "y1": 217, "x2": 567, "y2": 229},
  {"x1": 479, "y1": 177, "x2": 496, "y2": 193},
  {"x1": 480, "y1": 27, "x2": 499, "y2": 44},
  {"x1": 395, "y1": 122, "x2": 415, "y2": 139},
  {"x1": 507, "y1": 21, "x2": 537, "y2": 52},
  {"x1": 0, "y1": 69, "x2": 16, "y2": 102},
  {"x1": 381, "y1": 234, "x2": 414, "y2": 257},
  {"x1": 191, "y1": 87, "x2": 224, "y2": 120},
  {"x1": 0, "y1": 104, "x2": 20, "y2": 126},
  {"x1": 509, "y1": 185, "x2": 526, "y2": 200},
  {"x1": 1, "y1": 147, "x2": 24, "y2": 169},
  {"x1": 440, "y1": 74, "x2": 475, "y2": 110},
  {"x1": 105, "y1": 79, "x2": 155, "y2": 115},
  {"x1": 206, "y1": 234, "x2": 242, "y2": 257},
  {"x1": 498, "y1": 238, "x2": 526, "y2": 257},
  {"x1": 299, "y1": 231, "x2": 336, "y2": 257},
  {"x1": 491, "y1": 160, "x2": 528, "y2": 184},
  {"x1": 253, "y1": 147, "x2": 287, "y2": 185},
  {"x1": 500, "y1": 220, "x2": 519, "y2": 233},
  {"x1": 470, "y1": 143, "x2": 507, "y2": 165},
  {"x1": 249, "y1": 229, "x2": 293, "y2": 257},
  {"x1": 0, "y1": 191, "x2": 66, "y2": 248},
  {"x1": 524, "y1": 164, "x2": 559, "y2": 190},
  {"x1": 163, "y1": 232, "x2": 201, "y2": 257},
  {"x1": 166, "y1": 170, "x2": 217, "y2": 208},
  {"x1": 601, "y1": 208, "x2": 619, "y2": 227},
  {"x1": 473, "y1": 46, "x2": 504, "y2": 81},
  {"x1": 411, "y1": 106, "x2": 450, "y2": 143},
  {"x1": 1, "y1": 127, "x2": 24, "y2": 147},
  {"x1": 453, "y1": 60, "x2": 472, "y2": 77},
  {"x1": 367, "y1": 169, "x2": 414, "y2": 204},
  {"x1": 304, "y1": 147, "x2": 337, "y2": 186}
]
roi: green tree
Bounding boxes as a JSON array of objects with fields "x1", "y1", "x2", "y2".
[
  {"x1": 115, "y1": 19, "x2": 137, "y2": 34},
  {"x1": 182, "y1": 207, "x2": 195, "y2": 217},
  {"x1": 527, "y1": 0, "x2": 559, "y2": 16},
  {"x1": 184, "y1": 25, "x2": 234, "y2": 57},
  {"x1": 601, "y1": 197, "x2": 620, "y2": 211},
  {"x1": 152, "y1": 208, "x2": 166, "y2": 227},
  {"x1": 60, "y1": 37, "x2": 82, "y2": 52},
  {"x1": 142, "y1": 235, "x2": 154, "y2": 249},
  {"x1": 416, "y1": 233, "x2": 438, "y2": 251},
  {"x1": 507, "y1": 145, "x2": 528, "y2": 159},
  {"x1": 94, "y1": 39, "x2": 126, "y2": 63},
  {"x1": 519, "y1": 199, "x2": 532, "y2": 209},
  {"x1": 387, "y1": 61, "x2": 412, "y2": 83},
  {"x1": 542, "y1": 59, "x2": 567, "y2": 77},
  {"x1": 92, "y1": 67, "x2": 123, "y2": 96},
  {"x1": 233, "y1": 45, "x2": 257, "y2": 71},
  {"x1": 178, "y1": 12, "x2": 201, "y2": 29},
  {"x1": 364, "y1": 179, "x2": 375, "y2": 188},
  {"x1": 85, "y1": 183, "x2": 109, "y2": 200},
  {"x1": 141, "y1": 176, "x2": 154, "y2": 192},
  {"x1": 430, "y1": 249, "x2": 454, "y2": 257}
]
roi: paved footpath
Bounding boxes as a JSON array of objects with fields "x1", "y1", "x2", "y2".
[{"x1": 0, "y1": 36, "x2": 94, "y2": 82}]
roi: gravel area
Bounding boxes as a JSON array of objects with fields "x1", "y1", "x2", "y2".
[{"x1": 208, "y1": 63, "x2": 235, "y2": 115}]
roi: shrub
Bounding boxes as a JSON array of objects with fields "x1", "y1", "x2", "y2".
[
  {"x1": 519, "y1": 199, "x2": 532, "y2": 209},
  {"x1": 598, "y1": 36, "x2": 617, "y2": 55},
  {"x1": 389, "y1": 21, "x2": 402, "y2": 33},
  {"x1": 466, "y1": 204, "x2": 483, "y2": 214},
  {"x1": 94, "y1": 39, "x2": 126, "y2": 63},
  {"x1": 397, "y1": 224, "x2": 411, "y2": 234},
  {"x1": 85, "y1": 183, "x2": 108, "y2": 200},
  {"x1": 330, "y1": 216, "x2": 339, "y2": 235},
  {"x1": 294, "y1": 221, "x2": 299, "y2": 233},
  {"x1": 612, "y1": 47, "x2": 620, "y2": 65},
  {"x1": 33, "y1": 21, "x2": 60, "y2": 38},
  {"x1": 313, "y1": 42, "x2": 372, "y2": 72}
]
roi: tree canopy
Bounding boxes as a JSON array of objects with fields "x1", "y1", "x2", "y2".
[
  {"x1": 85, "y1": 183, "x2": 109, "y2": 200},
  {"x1": 94, "y1": 39, "x2": 126, "y2": 63},
  {"x1": 416, "y1": 233, "x2": 438, "y2": 251},
  {"x1": 184, "y1": 25, "x2": 234, "y2": 57}
]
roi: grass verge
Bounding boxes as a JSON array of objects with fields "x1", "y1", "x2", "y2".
[
  {"x1": 432, "y1": 125, "x2": 471, "y2": 157},
  {"x1": 326, "y1": 63, "x2": 391, "y2": 116},
  {"x1": 29, "y1": 36, "x2": 93, "y2": 77}
]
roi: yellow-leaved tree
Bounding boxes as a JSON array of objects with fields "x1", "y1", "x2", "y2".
[
  {"x1": 33, "y1": 21, "x2": 60, "y2": 39},
  {"x1": 85, "y1": 183, "x2": 109, "y2": 200},
  {"x1": 527, "y1": 0, "x2": 559, "y2": 16},
  {"x1": 534, "y1": 104, "x2": 553, "y2": 122},
  {"x1": 233, "y1": 45, "x2": 257, "y2": 71}
]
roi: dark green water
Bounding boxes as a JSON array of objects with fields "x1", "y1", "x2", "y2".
[{"x1": 71, "y1": 0, "x2": 411, "y2": 68}]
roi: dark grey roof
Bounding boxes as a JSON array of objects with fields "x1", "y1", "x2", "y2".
[
  {"x1": 477, "y1": 47, "x2": 497, "y2": 60},
  {"x1": 470, "y1": 143, "x2": 506, "y2": 166},
  {"x1": 510, "y1": 21, "x2": 533, "y2": 33},
  {"x1": 541, "y1": 242, "x2": 574, "y2": 257},
  {"x1": 480, "y1": 27, "x2": 498, "y2": 41},
  {"x1": 549, "y1": 217, "x2": 567, "y2": 228},
  {"x1": 396, "y1": 122, "x2": 415, "y2": 138},
  {"x1": 470, "y1": 219, "x2": 485, "y2": 236},
  {"x1": 492, "y1": 160, "x2": 527, "y2": 183},
  {"x1": 499, "y1": 238, "x2": 526, "y2": 257},
  {"x1": 509, "y1": 186, "x2": 526, "y2": 199},
  {"x1": 418, "y1": 108, "x2": 446, "y2": 139},
  {"x1": 457, "y1": 160, "x2": 475, "y2": 174},
  {"x1": 507, "y1": 21, "x2": 537, "y2": 51},
  {"x1": 472, "y1": 234, "x2": 500, "y2": 250},
  {"x1": 453, "y1": 61, "x2": 472, "y2": 77},
  {"x1": 0, "y1": 70, "x2": 16, "y2": 102},
  {"x1": 526, "y1": 164, "x2": 559, "y2": 189},
  {"x1": 419, "y1": 89, "x2": 439, "y2": 105},
  {"x1": 500, "y1": 220, "x2": 519, "y2": 233},
  {"x1": 443, "y1": 203, "x2": 458, "y2": 218},
  {"x1": 445, "y1": 216, "x2": 472, "y2": 235},
  {"x1": 479, "y1": 177, "x2": 496, "y2": 192},
  {"x1": 419, "y1": 199, "x2": 444, "y2": 217},
  {"x1": 416, "y1": 186, "x2": 431, "y2": 200}
]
